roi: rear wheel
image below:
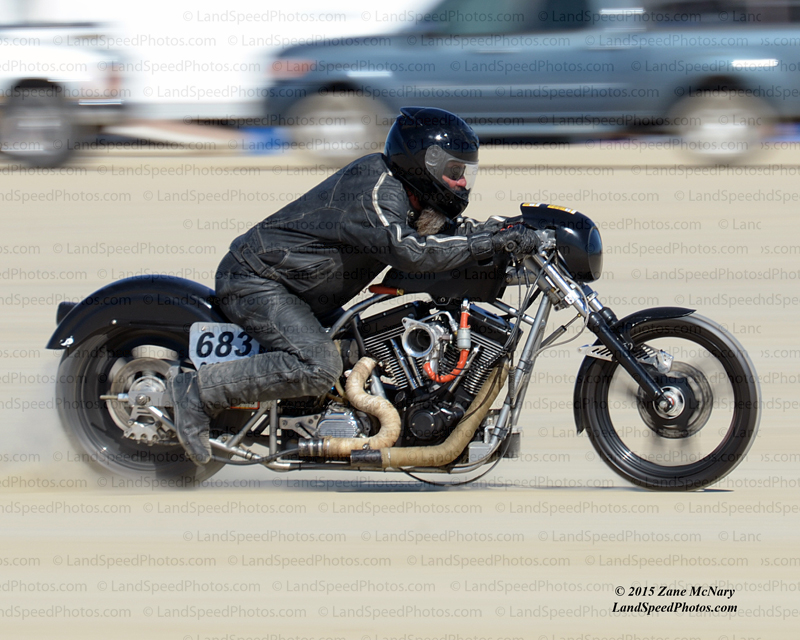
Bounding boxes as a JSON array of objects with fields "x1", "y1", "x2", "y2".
[
  {"x1": 57, "y1": 329, "x2": 246, "y2": 483},
  {"x1": 579, "y1": 314, "x2": 760, "y2": 490}
]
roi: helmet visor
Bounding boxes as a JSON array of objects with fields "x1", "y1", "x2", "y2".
[{"x1": 425, "y1": 145, "x2": 478, "y2": 197}]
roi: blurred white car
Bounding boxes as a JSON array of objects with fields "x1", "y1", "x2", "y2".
[{"x1": 0, "y1": 25, "x2": 124, "y2": 166}]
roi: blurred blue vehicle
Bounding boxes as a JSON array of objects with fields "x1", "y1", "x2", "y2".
[{"x1": 264, "y1": 0, "x2": 800, "y2": 162}]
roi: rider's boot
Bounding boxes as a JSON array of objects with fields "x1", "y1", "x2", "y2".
[{"x1": 165, "y1": 367, "x2": 212, "y2": 465}]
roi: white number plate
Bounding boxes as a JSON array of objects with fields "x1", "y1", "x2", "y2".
[{"x1": 189, "y1": 323, "x2": 264, "y2": 367}]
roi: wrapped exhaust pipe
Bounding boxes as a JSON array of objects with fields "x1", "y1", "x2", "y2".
[
  {"x1": 351, "y1": 364, "x2": 508, "y2": 470},
  {"x1": 298, "y1": 357, "x2": 401, "y2": 459}
]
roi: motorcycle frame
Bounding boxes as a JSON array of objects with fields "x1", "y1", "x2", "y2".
[
  {"x1": 211, "y1": 247, "x2": 688, "y2": 475},
  {"x1": 206, "y1": 276, "x2": 548, "y2": 474},
  {"x1": 217, "y1": 254, "x2": 592, "y2": 474}
]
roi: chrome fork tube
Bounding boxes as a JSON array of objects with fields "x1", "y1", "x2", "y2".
[{"x1": 487, "y1": 293, "x2": 552, "y2": 447}]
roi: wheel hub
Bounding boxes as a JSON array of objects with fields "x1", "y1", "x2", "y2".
[
  {"x1": 655, "y1": 386, "x2": 686, "y2": 419},
  {"x1": 637, "y1": 362, "x2": 713, "y2": 439},
  {"x1": 105, "y1": 354, "x2": 178, "y2": 445}
]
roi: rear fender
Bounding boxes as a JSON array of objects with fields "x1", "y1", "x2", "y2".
[{"x1": 46, "y1": 275, "x2": 227, "y2": 350}]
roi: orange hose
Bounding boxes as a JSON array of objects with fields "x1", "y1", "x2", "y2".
[
  {"x1": 459, "y1": 307, "x2": 469, "y2": 329},
  {"x1": 423, "y1": 307, "x2": 470, "y2": 383},
  {"x1": 423, "y1": 349, "x2": 469, "y2": 383}
]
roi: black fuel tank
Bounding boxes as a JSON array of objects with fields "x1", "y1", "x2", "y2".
[
  {"x1": 380, "y1": 253, "x2": 510, "y2": 303},
  {"x1": 521, "y1": 203, "x2": 603, "y2": 282}
]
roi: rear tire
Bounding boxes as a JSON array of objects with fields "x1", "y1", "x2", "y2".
[
  {"x1": 57, "y1": 329, "x2": 246, "y2": 484},
  {"x1": 669, "y1": 90, "x2": 774, "y2": 164}
]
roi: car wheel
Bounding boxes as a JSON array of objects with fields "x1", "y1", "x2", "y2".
[
  {"x1": 669, "y1": 90, "x2": 774, "y2": 163},
  {"x1": 287, "y1": 91, "x2": 391, "y2": 164},
  {"x1": 1, "y1": 86, "x2": 74, "y2": 167}
]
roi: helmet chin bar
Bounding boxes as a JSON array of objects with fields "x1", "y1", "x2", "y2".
[{"x1": 412, "y1": 179, "x2": 471, "y2": 219}]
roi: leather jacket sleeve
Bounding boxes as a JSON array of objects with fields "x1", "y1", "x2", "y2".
[
  {"x1": 339, "y1": 174, "x2": 498, "y2": 272},
  {"x1": 451, "y1": 215, "x2": 515, "y2": 236}
]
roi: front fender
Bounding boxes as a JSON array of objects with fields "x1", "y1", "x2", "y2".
[
  {"x1": 572, "y1": 306, "x2": 695, "y2": 433},
  {"x1": 46, "y1": 275, "x2": 227, "y2": 350},
  {"x1": 610, "y1": 306, "x2": 695, "y2": 340}
]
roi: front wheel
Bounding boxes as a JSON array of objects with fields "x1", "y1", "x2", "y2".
[{"x1": 577, "y1": 314, "x2": 760, "y2": 491}]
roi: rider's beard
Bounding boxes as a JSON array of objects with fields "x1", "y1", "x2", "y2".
[{"x1": 415, "y1": 208, "x2": 448, "y2": 236}]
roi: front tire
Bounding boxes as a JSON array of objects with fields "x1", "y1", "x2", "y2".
[
  {"x1": 57, "y1": 329, "x2": 244, "y2": 483},
  {"x1": 578, "y1": 314, "x2": 760, "y2": 491}
]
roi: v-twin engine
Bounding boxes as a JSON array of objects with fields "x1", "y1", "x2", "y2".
[{"x1": 359, "y1": 302, "x2": 514, "y2": 446}]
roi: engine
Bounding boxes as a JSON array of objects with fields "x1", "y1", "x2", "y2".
[{"x1": 359, "y1": 301, "x2": 515, "y2": 447}]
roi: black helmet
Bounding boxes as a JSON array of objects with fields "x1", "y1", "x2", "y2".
[{"x1": 384, "y1": 106, "x2": 479, "y2": 219}]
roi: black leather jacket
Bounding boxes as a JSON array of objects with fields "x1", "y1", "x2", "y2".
[{"x1": 228, "y1": 153, "x2": 503, "y2": 315}]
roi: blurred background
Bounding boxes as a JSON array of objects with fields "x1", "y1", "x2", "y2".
[{"x1": 2, "y1": 0, "x2": 800, "y2": 165}]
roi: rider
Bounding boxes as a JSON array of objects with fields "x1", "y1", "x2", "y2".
[{"x1": 167, "y1": 106, "x2": 539, "y2": 464}]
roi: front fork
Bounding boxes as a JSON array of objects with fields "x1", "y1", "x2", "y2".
[
  {"x1": 486, "y1": 257, "x2": 673, "y2": 448},
  {"x1": 533, "y1": 255, "x2": 672, "y2": 409}
]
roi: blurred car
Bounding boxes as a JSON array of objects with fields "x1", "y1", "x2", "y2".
[
  {"x1": 0, "y1": 23, "x2": 124, "y2": 166},
  {"x1": 263, "y1": 0, "x2": 800, "y2": 162}
]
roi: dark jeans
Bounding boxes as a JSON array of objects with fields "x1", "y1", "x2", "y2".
[{"x1": 196, "y1": 253, "x2": 342, "y2": 413}]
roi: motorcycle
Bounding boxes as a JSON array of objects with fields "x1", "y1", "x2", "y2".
[{"x1": 47, "y1": 203, "x2": 760, "y2": 490}]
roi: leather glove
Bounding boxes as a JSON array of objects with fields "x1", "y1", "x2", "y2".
[{"x1": 492, "y1": 224, "x2": 539, "y2": 256}]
